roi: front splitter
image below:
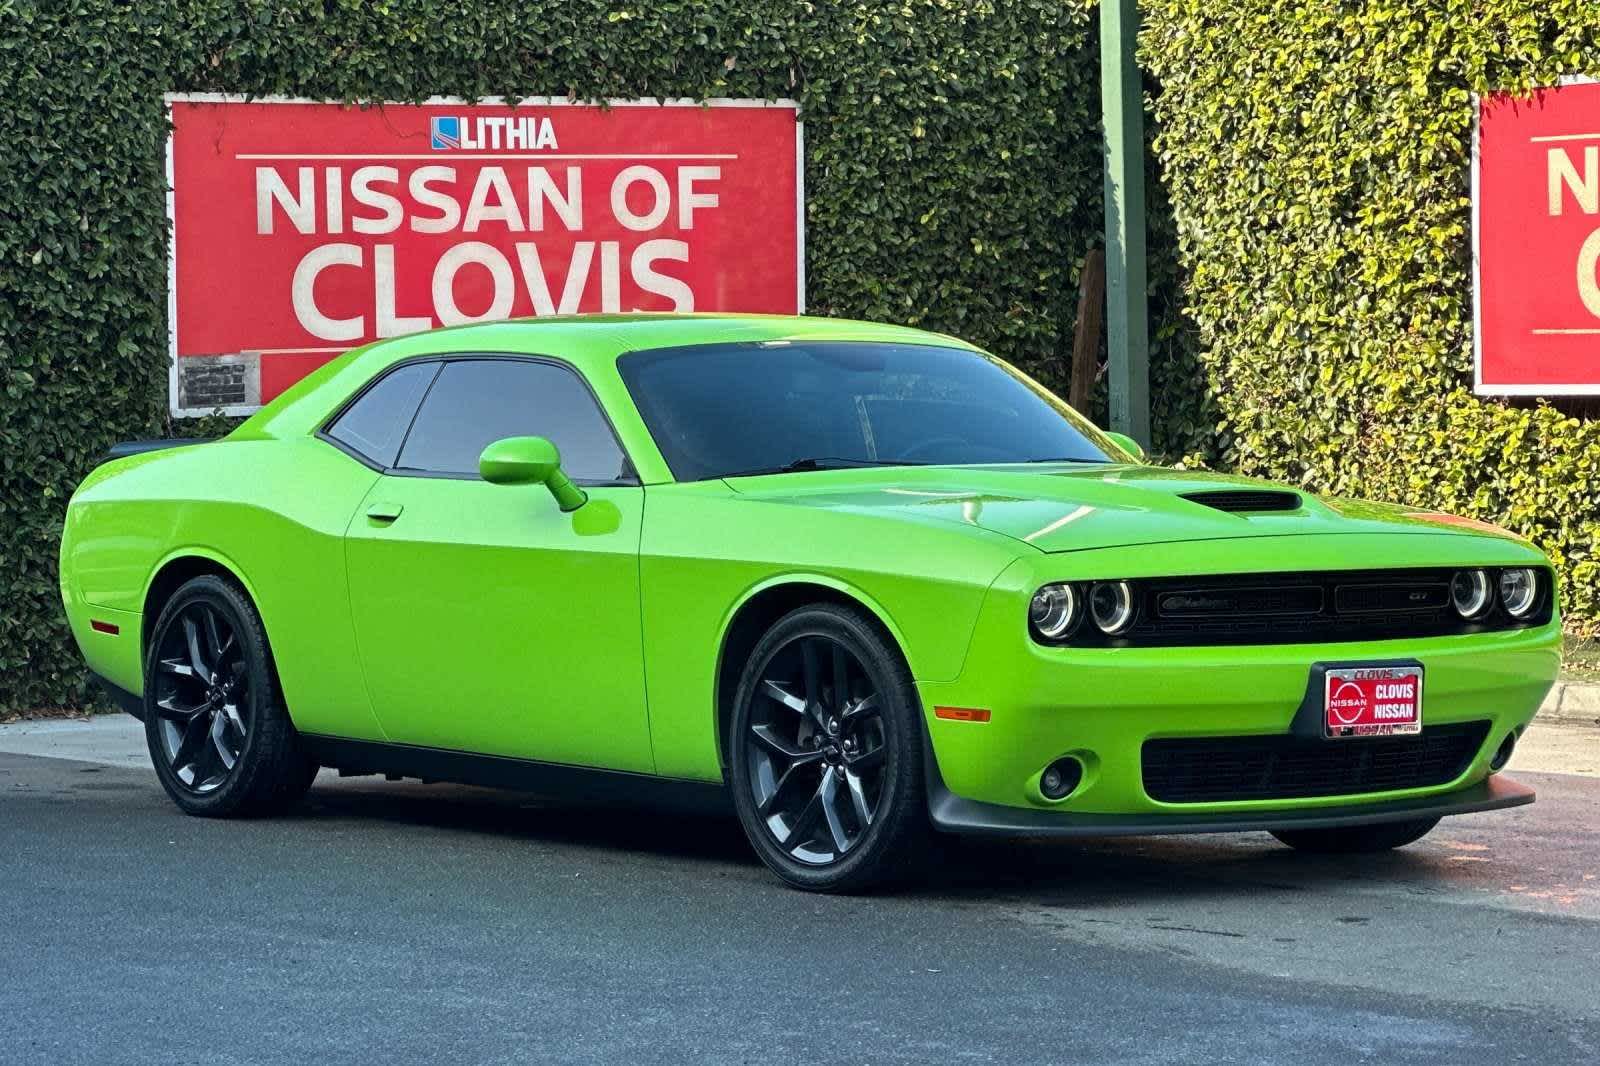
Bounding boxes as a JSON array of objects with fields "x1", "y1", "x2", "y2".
[{"x1": 927, "y1": 772, "x2": 1534, "y2": 838}]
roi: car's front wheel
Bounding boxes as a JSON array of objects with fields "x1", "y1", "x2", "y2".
[
  {"x1": 1270, "y1": 817, "x2": 1440, "y2": 854},
  {"x1": 143, "y1": 574, "x2": 317, "y2": 816},
  {"x1": 729, "y1": 603, "x2": 929, "y2": 893}
]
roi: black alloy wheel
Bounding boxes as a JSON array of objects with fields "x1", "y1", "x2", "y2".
[
  {"x1": 730, "y1": 604, "x2": 928, "y2": 892},
  {"x1": 143, "y1": 575, "x2": 318, "y2": 816},
  {"x1": 150, "y1": 597, "x2": 249, "y2": 793},
  {"x1": 746, "y1": 634, "x2": 886, "y2": 864}
]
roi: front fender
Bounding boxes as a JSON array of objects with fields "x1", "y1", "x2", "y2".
[{"x1": 638, "y1": 481, "x2": 1025, "y2": 780}]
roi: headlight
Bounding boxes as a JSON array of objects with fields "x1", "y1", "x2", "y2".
[
  {"x1": 1089, "y1": 580, "x2": 1136, "y2": 635},
  {"x1": 1498, "y1": 568, "x2": 1539, "y2": 618},
  {"x1": 1029, "y1": 583, "x2": 1079, "y2": 641},
  {"x1": 1450, "y1": 569, "x2": 1492, "y2": 619}
]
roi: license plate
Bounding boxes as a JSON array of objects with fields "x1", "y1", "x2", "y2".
[{"x1": 1323, "y1": 665, "x2": 1423, "y2": 738}]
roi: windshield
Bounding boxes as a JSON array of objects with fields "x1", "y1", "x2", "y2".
[{"x1": 617, "y1": 341, "x2": 1116, "y2": 482}]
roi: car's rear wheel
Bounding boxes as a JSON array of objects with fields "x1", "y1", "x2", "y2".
[
  {"x1": 143, "y1": 574, "x2": 317, "y2": 816},
  {"x1": 728, "y1": 604, "x2": 928, "y2": 893},
  {"x1": 1270, "y1": 817, "x2": 1440, "y2": 854}
]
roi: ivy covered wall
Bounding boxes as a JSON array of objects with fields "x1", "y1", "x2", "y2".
[{"x1": 1141, "y1": 0, "x2": 1600, "y2": 627}]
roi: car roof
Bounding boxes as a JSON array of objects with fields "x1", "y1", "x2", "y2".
[
  {"x1": 235, "y1": 313, "x2": 980, "y2": 448},
  {"x1": 364, "y1": 313, "x2": 976, "y2": 372}
]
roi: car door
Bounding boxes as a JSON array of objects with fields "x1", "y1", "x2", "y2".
[{"x1": 340, "y1": 355, "x2": 653, "y2": 772}]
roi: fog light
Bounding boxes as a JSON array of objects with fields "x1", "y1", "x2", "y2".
[
  {"x1": 1089, "y1": 581, "x2": 1136, "y2": 635},
  {"x1": 1040, "y1": 757, "x2": 1083, "y2": 800},
  {"x1": 1498, "y1": 568, "x2": 1539, "y2": 618},
  {"x1": 1490, "y1": 731, "x2": 1517, "y2": 772},
  {"x1": 1450, "y1": 569, "x2": 1492, "y2": 619}
]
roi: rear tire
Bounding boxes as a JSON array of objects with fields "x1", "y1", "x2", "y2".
[
  {"x1": 1270, "y1": 817, "x2": 1440, "y2": 854},
  {"x1": 143, "y1": 574, "x2": 318, "y2": 817},
  {"x1": 728, "y1": 604, "x2": 929, "y2": 893}
]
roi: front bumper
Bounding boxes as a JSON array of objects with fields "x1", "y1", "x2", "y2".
[
  {"x1": 917, "y1": 538, "x2": 1561, "y2": 823},
  {"x1": 919, "y1": 624, "x2": 1556, "y2": 818}
]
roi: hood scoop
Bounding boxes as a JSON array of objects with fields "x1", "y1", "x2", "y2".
[{"x1": 1180, "y1": 489, "x2": 1303, "y2": 514}]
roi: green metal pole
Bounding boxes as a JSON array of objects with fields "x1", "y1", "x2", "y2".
[{"x1": 1099, "y1": 0, "x2": 1151, "y2": 446}]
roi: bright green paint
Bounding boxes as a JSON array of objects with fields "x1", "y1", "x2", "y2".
[
  {"x1": 1102, "y1": 431, "x2": 1145, "y2": 462},
  {"x1": 479, "y1": 435, "x2": 589, "y2": 511},
  {"x1": 60, "y1": 315, "x2": 1560, "y2": 818},
  {"x1": 66, "y1": 437, "x2": 387, "y2": 740},
  {"x1": 346, "y1": 477, "x2": 650, "y2": 769}
]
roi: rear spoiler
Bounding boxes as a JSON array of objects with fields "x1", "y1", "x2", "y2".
[{"x1": 101, "y1": 438, "x2": 215, "y2": 463}]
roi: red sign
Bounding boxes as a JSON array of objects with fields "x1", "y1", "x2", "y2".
[
  {"x1": 1322, "y1": 666, "x2": 1423, "y2": 738},
  {"x1": 165, "y1": 94, "x2": 803, "y2": 414},
  {"x1": 1476, "y1": 78, "x2": 1600, "y2": 394}
]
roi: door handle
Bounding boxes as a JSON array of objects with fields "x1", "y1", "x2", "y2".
[{"x1": 365, "y1": 501, "x2": 404, "y2": 522}]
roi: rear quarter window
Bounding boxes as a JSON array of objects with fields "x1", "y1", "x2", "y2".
[{"x1": 324, "y1": 361, "x2": 439, "y2": 467}]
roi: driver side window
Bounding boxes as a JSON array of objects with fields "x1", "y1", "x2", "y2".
[{"x1": 394, "y1": 358, "x2": 630, "y2": 484}]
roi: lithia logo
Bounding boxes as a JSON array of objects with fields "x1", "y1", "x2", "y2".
[{"x1": 430, "y1": 115, "x2": 559, "y2": 151}]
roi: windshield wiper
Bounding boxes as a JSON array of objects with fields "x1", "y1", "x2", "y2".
[{"x1": 720, "y1": 456, "x2": 929, "y2": 478}]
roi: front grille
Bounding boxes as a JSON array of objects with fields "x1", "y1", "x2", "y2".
[
  {"x1": 1181, "y1": 489, "x2": 1303, "y2": 513},
  {"x1": 1141, "y1": 721, "x2": 1490, "y2": 803},
  {"x1": 1140, "y1": 569, "x2": 1457, "y2": 644},
  {"x1": 1056, "y1": 567, "x2": 1553, "y2": 647}
]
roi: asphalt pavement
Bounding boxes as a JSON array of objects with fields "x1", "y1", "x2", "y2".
[{"x1": 1, "y1": 716, "x2": 1597, "y2": 1064}]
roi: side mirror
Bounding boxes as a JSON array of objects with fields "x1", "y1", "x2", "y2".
[
  {"x1": 478, "y1": 436, "x2": 588, "y2": 512},
  {"x1": 1103, "y1": 431, "x2": 1147, "y2": 463}
]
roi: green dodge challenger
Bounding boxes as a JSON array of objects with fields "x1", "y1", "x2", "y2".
[{"x1": 60, "y1": 314, "x2": 1559, "y2": 891}]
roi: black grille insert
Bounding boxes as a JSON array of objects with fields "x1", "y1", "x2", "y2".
[
  {"x1": 1048, "y1": 567, "x2": 1553, "y2": 647},
  {"x1": 1156, "y1": 585, "x2": 1323, "y2": 618},
  {"x1": 1142, "y1": 721, "x2": 1490, "y2": 803},
  {"x1": 1181, "y1": 489, "x2": 1303, "y2": 513}
]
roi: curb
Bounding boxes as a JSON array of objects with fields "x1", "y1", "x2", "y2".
[{"x1": 1540, "y1": 680, "x2": 1600, "y2": 726}]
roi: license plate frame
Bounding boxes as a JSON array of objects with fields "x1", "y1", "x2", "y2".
[{"x1": 1322, "y1": 664, "x2": 1424, "y2": 739}]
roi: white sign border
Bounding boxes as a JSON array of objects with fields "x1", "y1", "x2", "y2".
[
  {"x1": 164, "y1": 93, "x2": 806, "y2": 418},
  {"x1": 1472, "y1": 73, "x2": 1600, "y2": 396}
]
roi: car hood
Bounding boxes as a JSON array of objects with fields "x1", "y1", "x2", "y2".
[{"x1": 719, "y1": 464, "x2": 1528, "y2": 553}]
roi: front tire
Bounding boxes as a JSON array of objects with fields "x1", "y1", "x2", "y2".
[
  {"x1": 1270, "y1": 817, "x2": 1440, "y2": 854},
  {"x1": 728, "y1": 604, "x2": 929, "y2": 893},
  {"x1": 143, "y1": 574, "x2": 317, "y2": 817}
]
